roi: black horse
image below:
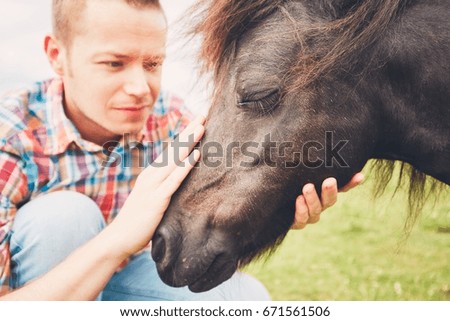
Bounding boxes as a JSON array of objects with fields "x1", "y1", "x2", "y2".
[{"x1": 152, "y1": 0, "x2": 450, "y2": 292}]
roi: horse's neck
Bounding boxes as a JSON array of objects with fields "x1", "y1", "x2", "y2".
[
  {"x1": 370, "y1": 0, "x2": 450, "y2": 184},
  {"x1": 373, "y1": 98, "x2": 450, "y2": 185}
]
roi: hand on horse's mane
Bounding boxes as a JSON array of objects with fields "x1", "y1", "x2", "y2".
[{"x1": 291, "y1": 172, "x2": 364, "y2": 230}]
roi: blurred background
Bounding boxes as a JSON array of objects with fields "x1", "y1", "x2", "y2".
[{"x1": 0, "y1": 0, "x2": 448, "y2": 300}]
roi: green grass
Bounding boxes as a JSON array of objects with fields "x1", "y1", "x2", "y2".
[{"x1": 244, "y1": 163, "x2": 450, "y2": 300}]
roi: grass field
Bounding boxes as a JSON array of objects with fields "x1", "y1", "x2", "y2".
[{"x1": 244, "y1": 162, "x2": 450, "y2": 300}]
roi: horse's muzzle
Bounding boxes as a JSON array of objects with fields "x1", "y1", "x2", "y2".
[{"x1": 151, "y1": 224, "x2": 239, "y2": 292}]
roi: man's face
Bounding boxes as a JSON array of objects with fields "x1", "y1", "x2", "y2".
[{"x1": 58, "y1": 1, "x2": 167, "y2": 145}]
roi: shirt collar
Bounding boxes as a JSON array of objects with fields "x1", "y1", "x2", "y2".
[{"x1": 42, "y1": 78, "x2": 105, "y2": 155}]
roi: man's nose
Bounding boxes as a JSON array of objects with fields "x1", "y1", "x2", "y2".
[{"x1": 123, "y1": 67, "x2": 151, "y2": 98}]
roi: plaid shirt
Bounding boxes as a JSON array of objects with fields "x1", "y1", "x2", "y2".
[{"x1": 0, "y1": 78, "x2": 192, "y2": 294}]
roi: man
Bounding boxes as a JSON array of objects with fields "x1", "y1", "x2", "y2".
[{"x1": 0, "y1": 0, "x2": 363, "y2": 300}]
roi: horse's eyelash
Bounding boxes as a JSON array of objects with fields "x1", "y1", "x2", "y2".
[{"x1": 238, "y1": 90, "x2": 281, "y2": 115}]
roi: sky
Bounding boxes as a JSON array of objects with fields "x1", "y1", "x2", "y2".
[{"x1": 0, "y1": 0, "x2": 210, "y2": 114}]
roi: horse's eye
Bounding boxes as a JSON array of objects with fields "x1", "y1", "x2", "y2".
[{"x1": 237, "y1": 88, "x2": 281, "y2": 115}]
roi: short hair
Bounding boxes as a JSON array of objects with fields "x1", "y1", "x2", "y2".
[{"x1": 52, "y1": 0, "x2": 162, "y2": 46}]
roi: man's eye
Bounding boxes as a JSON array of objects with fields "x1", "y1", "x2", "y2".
[{"x1": 103, "y1": 61, "x2": 123, "y2": 68}]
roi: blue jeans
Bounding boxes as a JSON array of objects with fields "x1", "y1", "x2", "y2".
[{"x1": 9, "y1": 191, "x2": 270, "y2": 300}]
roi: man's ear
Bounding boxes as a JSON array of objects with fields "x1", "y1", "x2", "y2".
[{"x1": 44, "y1": 34, "x2": 65, "y2": 76}]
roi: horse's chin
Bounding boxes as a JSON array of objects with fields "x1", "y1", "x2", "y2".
[
  {"x1": 188, "y1": 259, "x2": 238, "y2": 293},
  {"x1": 156, "y1": 256, "x2": 239, "y2": 293}
]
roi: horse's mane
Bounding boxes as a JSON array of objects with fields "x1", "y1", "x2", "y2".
[
  {"x1": 190, "y1": 0, "x2": 283, "y2": 79},
  {"x1": 189, "y1": 0, "x2": 443, "y2": 240},
  {"x1": 190, "y1": 0, "x2": 409, "y2": 86}
]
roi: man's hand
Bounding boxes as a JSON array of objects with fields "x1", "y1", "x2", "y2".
[
  {"x1": 114, "y1": 116, "x2": 206, "y2": 256},
  {"x1": 291, "y1": 173, "x2": 364, "y2": 229}
]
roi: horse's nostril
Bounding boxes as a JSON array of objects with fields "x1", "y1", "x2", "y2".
[{"x1": 151, "y1": 230, "x2": 166, "y2": 263}]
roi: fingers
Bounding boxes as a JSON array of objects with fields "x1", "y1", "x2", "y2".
[
  {"x1": 159, "y1": 149, "x2": 201, "y2": 195},
  {"x1": 302, "y1": 183, "x2": 322, "y2": 223},
  {"x1": 321, "y1": 177, "x2": 338, "y2": 210},
  {"x1": 292, "y1": 173, "x2": 364, "y2": 230},
  {"x1": 145, "y1": 116, "x2": 205, "y2": 184},
  {"x1": 292, "y1": 195, "x2": 308, "y2": 229},
  {"x1": 339, "y1": 172, "x2": 364, "y2": 192},
  {"x1": 160, "y1": 115, "x2": 205, "y2": 168},
  {"x1": 292, "y1": 183, "x2": 322, "y2": 229}
]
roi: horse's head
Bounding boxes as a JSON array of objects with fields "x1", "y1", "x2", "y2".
[{"x1": 152, "y1": 0, "x2": 450, "y2": 292}]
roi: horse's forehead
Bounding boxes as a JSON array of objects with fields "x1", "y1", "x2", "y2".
[
  {"x1": 236, "y1": 5, "x2": 301, "y2": 49},
  {"x1": 232, "y1": 9, "x2": 301, "y2": 84}
]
